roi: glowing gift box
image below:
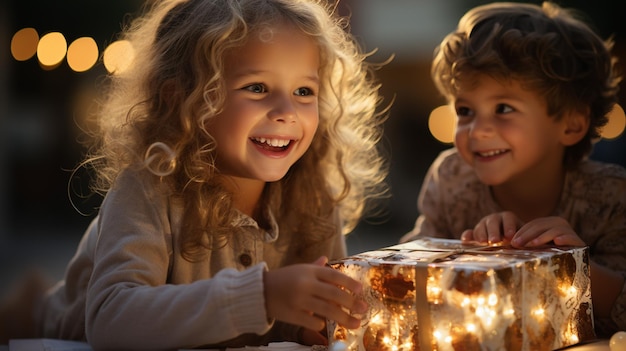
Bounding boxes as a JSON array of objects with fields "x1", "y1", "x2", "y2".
[{"x1": 327, "y1": 238, "x2": 595, "y2": 351}]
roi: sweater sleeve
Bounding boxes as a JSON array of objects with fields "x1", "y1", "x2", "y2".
[{"x1": 85, "y1": 171, "x2": 273, "y2": 351}]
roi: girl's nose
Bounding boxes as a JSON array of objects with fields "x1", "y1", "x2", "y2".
[{"x1": 268, "y1": 94, "x2": 296, "y2": 123}]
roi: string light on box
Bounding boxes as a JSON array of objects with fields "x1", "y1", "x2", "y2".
[
  {"x1": 329, "y1": 340, "x2": 348, "y2": 351},
  {"x1": 611, "y1": 331, "x2": 626, "y2": 351}
]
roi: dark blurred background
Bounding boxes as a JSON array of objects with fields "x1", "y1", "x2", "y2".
[{"x1": 1, "y1": 0, "x2": 625, "y2": 296}]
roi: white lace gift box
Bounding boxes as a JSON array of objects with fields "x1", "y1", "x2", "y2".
[{"x1": 327, "y1": 238, "x2": 594, "y2": 351}]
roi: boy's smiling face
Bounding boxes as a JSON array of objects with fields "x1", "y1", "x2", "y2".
[
  {"x1": 207, "y1": 21, "x2": 320, "y2": 184},
  {"x1": 452, "y1": 74, "x2": 571, "y2": 186}
]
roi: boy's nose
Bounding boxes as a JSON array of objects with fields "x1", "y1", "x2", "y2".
[{"x1": 469, "y1": 116, "x2": 494, "y2": 138}]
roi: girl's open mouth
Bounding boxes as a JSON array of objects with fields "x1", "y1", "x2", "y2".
[{"x1": 251, "y1": 137, "x2": 293, "y2": 152}]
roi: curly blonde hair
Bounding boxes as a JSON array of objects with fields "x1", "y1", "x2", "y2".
[
  {"x1": 432, "y1": 1, "x2": 621, "y2": 168},
  {"x1": 83, "y1": 0, "x2": 388, "y2": 261}
]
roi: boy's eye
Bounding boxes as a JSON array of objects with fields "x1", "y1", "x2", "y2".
[
  {"x1": 496, "y1": 104, "x2": 514, "y2": 114},
  {"x1": 294, "y1": 87, "x2": 314, "y2": 96},
  {"x1": 244, "y1": 83, "x2": 266, "y2": 93},
  {"x1": 456, "y1": 106, "x2": 473, "y2": 117}
]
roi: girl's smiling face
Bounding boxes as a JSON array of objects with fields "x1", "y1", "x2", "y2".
[
  {"x1": 207, "y1": 22, "x2": 320, "y2": 184},
  {"x1": 453, "y1": 74, "x2": 570, "y2": 186}
]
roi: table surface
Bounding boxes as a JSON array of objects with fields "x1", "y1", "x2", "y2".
[{"x1": 4, "y1": 339, "x2": 612, "y2": 351}]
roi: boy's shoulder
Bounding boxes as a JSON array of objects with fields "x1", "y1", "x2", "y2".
[
  {"x1": 577, "y1": 158, "x2": 626, "y2": 180},
  {"x1": 567, "y1": 159, "x2": 626, "y2": 201},
  {"x1": 431, "y1": 148, "x2": 476, "y2": 178},
  {"x1": 427, "y1": 148, "x2": 484, "y2": 193}
]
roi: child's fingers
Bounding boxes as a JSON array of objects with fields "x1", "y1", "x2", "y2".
[
  {"x1": 300, "y1": 295, "x2": 361, "y2": 330},
  {"x1": 460, "y1": 229, "x2": 474, "y2": 241},
  {"x1": 312, "y1": 256, "x2": 328, "y2": 266},
  {"x1": 512, "y1": 217, "x2": 584, "y2": 247},
  {"x1": 501, "y1": 212, "x2": 519, "y2": 241},
  {"x1": 315, "y1": 270, "x2": 366, "y2": 312},
  {"x1": 317, "y1": 267, "x2": 363, "y2": 296},
  {"x1": 471, "y1": 222, "x2": 489, "y2": 243},
  {"x1": 485, "y1": 216, "x2": 504, "y2": 243},
  {"x1": 551, "y1": 233, "x2": 585, "y2": 247}
]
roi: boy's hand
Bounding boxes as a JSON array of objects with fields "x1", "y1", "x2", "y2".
[
  {"x1": 263, "y1": 256, "x2": 367, "y2": 336},
  {"x1": 510, "y1": 216, "x2": 585, "y2": 248},
  {"x1": 460, "y1": 211, "x2": 521, "y2": 244}
]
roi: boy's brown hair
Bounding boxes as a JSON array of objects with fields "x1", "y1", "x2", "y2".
[{"x1": 432, "y1": 1, "x2": 621, "y2": 168}]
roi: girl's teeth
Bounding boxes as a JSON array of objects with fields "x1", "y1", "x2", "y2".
[{"x1": 254, "y1": 137, "x2": 290, "y2": 147}]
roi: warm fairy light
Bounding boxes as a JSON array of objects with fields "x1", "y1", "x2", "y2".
[
  {"x1": 487, "y1": 293, "x2": 497, "y2": 306},
  {"x1": 532, "y1": 307, "x2": 545, "y2": 318},
  {"x1": 466, "y1": 323, "x2": 477, "y2": 333},
  {"x1": 427, "y1": 275, "x2": 443, "y2": 304},
  {"x1": 37, "y1": 32, "x2": 67, "y2": 68},
  {"x1": 428, "y1": 105, "x2": 456, "y2": 144},
  {"x1": 103, "y1": 40, "x2": 135, "y2": 74},
  {"x1": 67, "y1": 37, "x2": 99, "y2": 72},
  {"x1": 566, "y1": 285, "x2": 577, "y2": 296},
  {"x1": 601, "y1": 104, "x2": 626, "y2": 139},
  {"x1": 11, "y1": 27, "x2": 39, "y2": 61},
  {"x1": 11, "y1": 26, "x2": 140, "y2": 75},
  {"x1": 428, "y1": 285, "x2": 442, "y2": 302}
]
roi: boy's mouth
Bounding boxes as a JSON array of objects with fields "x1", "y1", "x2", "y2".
[{"x1": 475, "y1": 149, "x2": 509, "y2": 158}]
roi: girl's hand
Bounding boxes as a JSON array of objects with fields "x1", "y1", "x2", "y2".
[
  {"x1": 263, "y1": 256, "x2": 367, "y2": 338},
  {"x1": 460, "y1": 211, "x2": 521, "y2": 244},
  {"x1": 510, "y1": 216, "x2": 585, "y2": 248}
]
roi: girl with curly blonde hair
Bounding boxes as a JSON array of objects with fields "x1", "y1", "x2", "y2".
[{"x1": 34, "y1": 0, "x2": 389, "y2": 349}]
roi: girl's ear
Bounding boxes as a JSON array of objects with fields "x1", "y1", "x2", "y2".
[{"x1": 560, "y1": 109, "x2": 590, "y2": 146}]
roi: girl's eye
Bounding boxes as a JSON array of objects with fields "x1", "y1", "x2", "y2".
[
  {"x1": 294, "y1": 87, "x2": 314, "y2": 96},
  {"x1": 244, "y1": 83, "x2": 267, "y2": 93},
  {"x1": 496, "y1": 104, "x2": 514, "y2": 114}
]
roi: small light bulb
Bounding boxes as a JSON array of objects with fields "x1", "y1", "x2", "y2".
[
  {"x1": 329, "y1": 340, "x2": 348, "y2": 351},
  {"x1": 610, "y1": 331, "x2": 626, "y2": 351}
]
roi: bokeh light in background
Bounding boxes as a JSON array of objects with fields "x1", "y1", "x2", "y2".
[
  {"x1": 67, "y1": 37, "x2": 99, "y2": 72},
  {"x1": 11, "y1": 28, "x2": 131, "y2": 74},
  {"x1": 37, "y1": 32, "x2": 67, "y2": 69},
  {"x1": 103, "y1": 40, "x2": 135, "y2": 75},
  {"x1": 603, "y1": 104, "x2": 626, "y2": 139},
  {"x1": 10, "y1": 27, "x2": 38, "y2": 61},
  {"x1": 428, "y1": 105, "x2": 456, "y2": 144}
]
